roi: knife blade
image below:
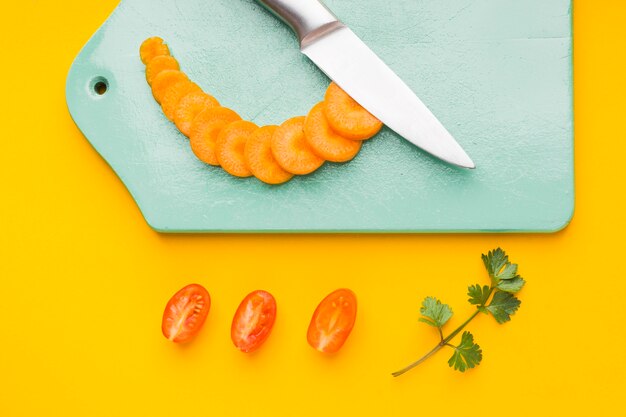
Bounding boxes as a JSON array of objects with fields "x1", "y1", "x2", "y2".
[{"x1": 256, "y1": 0, "x2": 475, "y2": 169}]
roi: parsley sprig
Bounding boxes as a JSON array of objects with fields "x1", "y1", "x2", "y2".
[{"x1": 392, "y1": 248, "x2": 525, "y2": 376}]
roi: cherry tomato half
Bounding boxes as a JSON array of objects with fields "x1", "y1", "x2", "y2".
[
  {"x1": 162, "y1": 284, "x2": 211, "y2": 343},
  {"x1": 307, "y1": 289, "x2": 357, "y2": 354},
  {"x1": 231, "y1": 290, "x2": 277, "y2": 353}
]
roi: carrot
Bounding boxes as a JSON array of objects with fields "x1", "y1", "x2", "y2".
[
  {"x1": 174, "y1": 91, "x2": 220, "y2": 137},
  {"x1": 190, "y1": 107, "x2": 242, "y2": 166},
  {"x1": 215, "y1": 121, "x2": 258, "y2": 178},
  {"x1": 271, "y1": 117, "x2": 325, "y2": 175},
  {"x1": 324, "y1": 82, "x2": 382, "y2": 140},
  {"x1": 304, "y1": 102, "x2": 362, "y2": 162},
  {"x1": 245, "y1": 126, "x2": 294, "y2": 185},
  {"x1": 140, "y1": 37, "x2": 170, "y2": 65},
  {"x1": 151, "y1": 70, "x2": 189, "y2": 104},
  {"x1": 146, "y1": 55, "x2": 180, "y2": 85},
  {"x1": 161, "y1": 81, "x2": 202, "y2": 121}
]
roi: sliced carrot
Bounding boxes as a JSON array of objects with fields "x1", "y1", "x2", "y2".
[
  {"x1": 174, "y1": 91, "x2": 220, "y2": 137},
  {"x1": 146, "y1": 55, "x2": 180, "y2": 85},
  {"x1": 190, "y1": 107, "x2": 242, "y2": 166},
  {"x1": 140, "y1": 37, "x2": 170, "y2": 65},
  {"x1": 324, "y1": 82, "x2": 383, "y2": 140},
  {"x1": 271, "y1": 117, "x2": 325, "y2": 175},
  {"x1": 215, "y1": 121, "x2": 258, "y2": 178},
  {"x1": 245, "y1": 126, "x2": 294, "y2": 185},
  {"x1": 304, "y1": 102, "x2": 362, "y2": 162},
  {"x1": 151, "y1": 70, "x2": 189, "y2": 104},
  {"x1": 161, "y1": 81, "x2": 202, "y2": 121}
]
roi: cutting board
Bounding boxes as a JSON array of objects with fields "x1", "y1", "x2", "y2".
[{"x1": 66, "y1": 0, "x2": 573, "y2": 233}]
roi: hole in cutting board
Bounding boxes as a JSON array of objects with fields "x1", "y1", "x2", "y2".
[{"x1": 89, "y1": 76, "x2": 109, "y2": 97}]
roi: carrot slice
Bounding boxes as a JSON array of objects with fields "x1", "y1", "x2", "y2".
[
  {"x1": 146, "y1": 55, "x2": 180, "y2": 85},
  {"x1": 271, "y1": 117, "x2": 325, "y2": 175},
  {"x1": 174, "y1": 91, "x2": 220, "y2": 137},
  {"x1": 324, "y1": 82, "x2": 383, "y2": 140},
  {"x1": 161, "y1": 81, "x2": 202, "y2": 121},
  {"x1": 140, "y1": 37, "x2": 170, "y2": 65},
  {"x1": 245, "y1": 126, "x2": 294, "y2": 185},
  {"x1": 304, "y1": 102, "x2": 362, "y2": 163},
  {"x1": 190, "y1": 107, "x2": 242, "y2": 166},
  {"x1": 151, "y1": 70, "x2": 189, "y2": 104},
  {"x1": 215, "y1": 121, "x2": 258, "y2": 178}
]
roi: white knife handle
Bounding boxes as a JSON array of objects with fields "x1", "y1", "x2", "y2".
[{"x1": 256, "y1": 0, "x2": 342, "y2": 46}]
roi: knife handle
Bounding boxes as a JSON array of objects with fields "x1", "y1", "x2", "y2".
[{"x1": 256, "y1": 0, "x2": 341, "y2": 46}]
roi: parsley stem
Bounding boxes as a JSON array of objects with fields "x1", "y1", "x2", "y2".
[
  {"x1": 442, "y1": 310, "x2": 481, "y2": 345},
  {"x1": 441, "y1": 286, "x2": 495, "y2": 345},
  {"x1": 391, "y1": 344, "x2": 445, "y2": 377},
  {"x1": 392, "y1": 309, "x2": 483, "y2": 377}
]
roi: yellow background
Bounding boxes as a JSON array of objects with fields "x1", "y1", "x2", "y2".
[{"x1": 0, "y1": 1, "x2": 623, "y2": 415}]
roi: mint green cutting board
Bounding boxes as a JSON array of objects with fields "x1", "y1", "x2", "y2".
[{"x1": 66, "y1": 0, "x2": 573, "y2": 233}]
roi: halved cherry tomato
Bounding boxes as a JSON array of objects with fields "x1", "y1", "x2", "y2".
[
  {"x1": 307, "y1": 289, "x2": 357, "y2": 354},
  {"x1": 162, "y1": 284, "x2": 211, "y2": 343},
  {"x1": 231, "y1": 290, "x2": 277, "y2": 353}
]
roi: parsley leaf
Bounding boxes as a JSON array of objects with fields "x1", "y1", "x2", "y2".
[
  {"x1": 448, "y1": 332, "x2": 482, "y2": 372},
  {"x1": 497, "y1": 276, "x2": 526, "y2": 293},
  {"x1": 467, "y1": 284, "x2": 491, "y2": 308},
  {"x1": 482, "y1": 248, "x2": 507, "y2": 277},
  {"x1": 487, "y1": 292, "x2": 521, "y2": 324},
  {"x1": 482, "y1": 248, "x2": 521, "y2": 283},
  {"x1": 418, "y1": 297, "x2": 453, "y2": 328},
  {"x1": 498, "y1": 263, "x2": 518, "y2": 280}
]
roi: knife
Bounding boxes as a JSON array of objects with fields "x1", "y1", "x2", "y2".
[{"x1": 255, "y1": 0, "x2": 475, "y2": 169}]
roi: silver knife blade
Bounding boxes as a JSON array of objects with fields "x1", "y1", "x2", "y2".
[{"x1": 302, "y1": 25, "x2": 475, "y2": 169}]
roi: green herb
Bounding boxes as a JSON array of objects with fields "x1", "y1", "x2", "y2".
[{"x1": 392, "y1": 248, "x2": 525, "y2": 376}]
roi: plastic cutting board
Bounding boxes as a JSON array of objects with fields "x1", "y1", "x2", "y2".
[{"x1": 66, "y1": 0, "x2": 574, "y2": 233}]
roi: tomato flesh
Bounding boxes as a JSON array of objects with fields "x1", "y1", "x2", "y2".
[
  {"x1": 162, "y1": 284, "x2": 211, "y2": 343},
  {"x1": 307, "y1": 289, "x2": 357, "y2": 353},
  {"x1": 231, "y1": 290, "x2": 277, "y2": 353}
]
